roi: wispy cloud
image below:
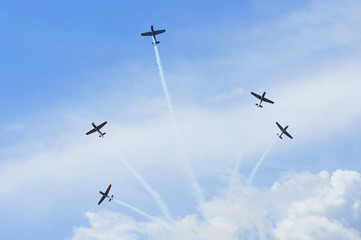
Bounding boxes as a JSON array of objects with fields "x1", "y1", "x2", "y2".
[
  {"x1": 71, "y1": 170, "x2": 361, "y2": 240},
  {"x1": 2, "y1": 0, "x2": 361, "y2": 239}
]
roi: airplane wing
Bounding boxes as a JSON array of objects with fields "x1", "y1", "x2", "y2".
[
  {"x1": 104, "y1": 184, "x2": 112, "y2": 195},
  {"x1": 98, "y1": 195, "x2": 106, "y2": 205},
  {"x1": 251, "y1": 92, "x2": 262, "y2": 100},
  {"x1": 141, "y1": 31, "x2": 153, "y2": 36},
  {"x1": 263, "y1": 97, "x2": 274, "y2": 104},
  {"x1": 153, "y1": 29, "x2": 166, "y2": 35},
  {"x1": 276, "y1": 122, "x2": 284, "y2": 131},
  {"x1": 284, "y1": 131, "x2": 293, "y2": 139},
  {"x1": 86, "y1": 129, "x2": 96, "y2": 135},
  {"x1": 97, "y1": 121, "x2": 107, "y2": 130}
]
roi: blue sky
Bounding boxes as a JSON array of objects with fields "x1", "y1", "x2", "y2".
[{"x1": 1, "y1": 0, "x2": 361, "y2": 239}]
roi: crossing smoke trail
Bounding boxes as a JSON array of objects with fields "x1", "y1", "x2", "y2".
[
  {"x1": 153, "y1": 41, "x2": 205, "y2": 204},
  {"x1": 114, "y1": 199, "x2": 174, "y2": 230},
  {"x1": 246, "y1": 135, "x2": 279, "y2": 185},
  {"x1": 113, "y1": 199, "x2": 159, "y2": 222},
  {"x1": 104, "y1": 139, "x2": 173, "y2": 222},
  {"x1": 228, "y1": 107, "x2": 259, "y2": 201}
]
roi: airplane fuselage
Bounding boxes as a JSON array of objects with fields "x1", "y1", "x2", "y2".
[
  {"x1": 278, "y1": 125, "x2": 289, "y2": 139},
  {"x1": 150, "y1": 25, "x2": 160, "y2": 45},
  {"x1": 100, "y1": 191, "x2": 107, "y2": 197},
  {"x1": 256, "y1": 92, "x2": 267, "y2": 108},
  {"x1": 92, "y1": 123, "x2": 105, "y2": 137}
]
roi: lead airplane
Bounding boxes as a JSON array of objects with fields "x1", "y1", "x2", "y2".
[
  {"x1": 86, "y1": 121, "x2": 107, "y2": 138},
  {"x1": 276, "y1": 122, "x2": 293, "y2": 139},
  {"x1": 98, "y1": 184, "x2": 114, "y2": 205},
  {"x1": 251, "y1": 91, "x2": 274, "y2": 108},
  {"x1": 141, "y1": 25, "x2": 166, "y2": 45}
]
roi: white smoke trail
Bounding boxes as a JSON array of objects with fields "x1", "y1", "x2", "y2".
[
  {"x1": 228, "y1": 107, "x2": 259, "y2": 201},
  {"x1": 113, "y1": 199, "x2": 159, "y2": 222},
  {"x1": 104, "y1": 139, "x2": 173, "y2": 222},
  {"x1": 246, "y1": 135, "x2": 279, "y2": 185},
  {"x1": 153, "y1": 43, "x2": 205, "y2": 204},
  {"x1": 153, "y1": 43, "x2": 175, "y2": 121}
]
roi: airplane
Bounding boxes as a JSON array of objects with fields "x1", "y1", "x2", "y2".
[
  {"x1": 86, "y1": 121, "x2": 107, "y2": 138},
  {"x1": 141, "y1": 25, "x2": 166, "y2": 45},
  {"x1": 98, "y1": 184, "x2": 114, "y2": 205},
  {"x1": 251, "y1": 91, "x2": 274, "y2": 108},
  {"x1": 276, "y1": 122, "x2": 293, "y2": 139}
]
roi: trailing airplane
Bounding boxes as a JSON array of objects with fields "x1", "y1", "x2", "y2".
[
  {"x1": 276, "y1": 122, "x2": 293, "y2": 139},
  {"x1": 98, "y1": 184, "x2": 114, "y2": 205},
  {"x1": 141, "y1": 25, "x2": 166, "y2": 45},
  {"x1": 251, "y1": 91, "x2": 274, "y2": 108},
  {"x1": 86, "y1": 121, "x2": 107, "y2": 138}
]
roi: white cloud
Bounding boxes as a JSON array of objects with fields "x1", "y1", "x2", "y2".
[
  {"x1": 2, "y1": 0, "x2": 361, "y2": 239},
  {"x1": 71, "y1": 170, "x2": 361, "y2": 240}
]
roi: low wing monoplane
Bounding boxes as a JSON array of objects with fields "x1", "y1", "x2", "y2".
[
  {"x1": 141, "y1": 25, "x2": 166, "y2": 45},
  {"x1": 86, "y1": 121, "x2": 107, "y2": 138},
  {"x1": 276, "y1": 122, "x2": 293, "y2": 139},
  {"x1": 251, "y1": 91, "x2": 274, "y2": 108},
  {"x1": 98, "y1": 184, "x2": 114, "y2": 205}
]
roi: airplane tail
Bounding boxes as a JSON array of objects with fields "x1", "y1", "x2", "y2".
[
  {"x1": 255, "y1": 104, "x2": 263, "y2": 108},
  {"x1": 109, "y1": 195, "x2": 114, "y2": 202},
  {"x1": 152, "y1": 41, "x2": 160, "y2": 45},
  {"x1": 99, "y1": 132, "x2": 106, "y2": 138},
  {"x1": 277, "y1": 134, "x2": 283, "y2": 139}
]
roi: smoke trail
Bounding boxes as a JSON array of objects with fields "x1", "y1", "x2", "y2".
[
  {"x1": 113, "y1": 199, "x2": 174, "y2": 230},
  {"x1": 228, "y1": 107, "x2": 259, "y2": 201},
  {"x1": 153, "y1": 41, "x2": 175, "y2": 121},
  {"x1": 246, "y1": 135, "x2": 279, "y2": 185},
  {"x1": 153, "y1": 43, "x2": 205, "y2": 204},
  {"x1": 104, "y1": 139, "x2": 173, "y2": 221},
  {"x1": 113, "y1": 199, "x2": 159, "y2": 222}
]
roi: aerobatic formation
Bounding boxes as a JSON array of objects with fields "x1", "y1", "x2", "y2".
[{"x1": 85, "y1": 25, "x2": 293, "y2": 214}]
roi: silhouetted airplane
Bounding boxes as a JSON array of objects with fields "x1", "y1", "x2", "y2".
[
  {"x1": 141, "y1": 25, "x2": 166, "y2": 45},
  {"x1": 98, "y1": 184, "x2": 114, "y2": 205},
  {"x1": 276, "y1": 122, "x2": 293, "y2": 139},
  {"x1": 251, "y1": 91, "x2": 274, "y2": 108},
  {"x1": 86, "y1": 121, "x2": 107, "y2": 138}
]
